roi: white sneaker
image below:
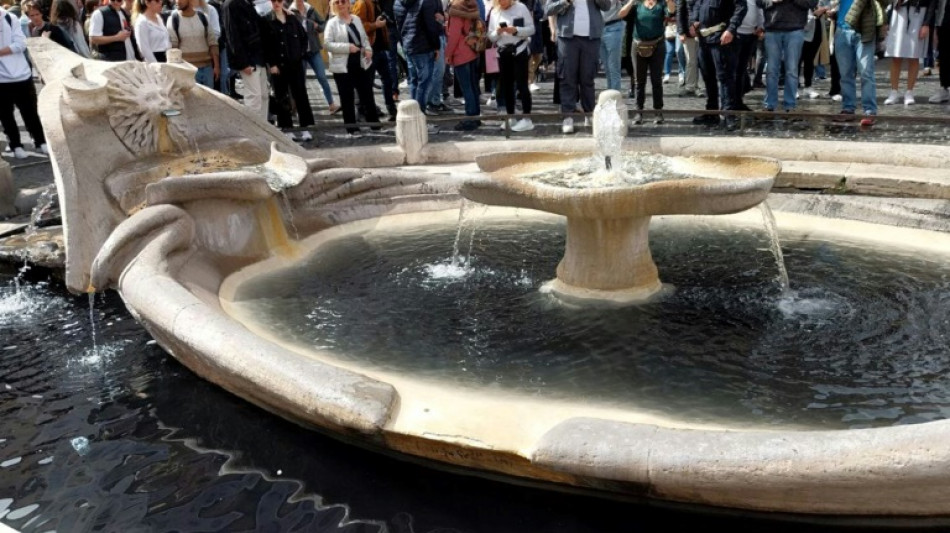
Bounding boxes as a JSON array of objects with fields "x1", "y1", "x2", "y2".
[
  {"x1": 13, "y1": 147, "x2": 27, "y2": 159},
  {"x1": 485, "y1": 96, "x2": 495, "y2": 106},
  {"x1": 662, "y1": 74, "x2": 671, "y2": 83},
  {"x1": 583, "y1": 116, "x2": 591, "y2": 128},
  {"x1": 500, "y1": 118, "x2": 509, "y2": 130},
  {"x1": 884, "y1": 90, "x2": 900, "y2": 105},
  {"x1": 529, "y1": 83, "x2": 540, "y2": 93},
  {"x1": 806, "y1": 89, "x2": 819, "y2": 99},
  {"x1": 831, "y1": 94, "x2": 843, "y2": 102},
  {"x1": 678, "y1": 73, "x2": 685, "y2": 86},
  {"x1": 929, "y1": 87, "x2": 950, "y2": 103},
  {"x1": 398, "y1": 80, "x2": 409, "y2": 89},
  {"x1": 904, "y1": 90, "x2": 915, "y2": 106},
  {"x1": 38, "y1": 143, "x2": 49, "y2": 154},
  {"x1": 299, "y1": 130, "x2": 313, "y2": 142},
  {"x1": 511, "y1": 118, "x2": 534, "y2": 132},
  {"x1": 562, "y1": 117, "x2": 575, "y2": 134},
  {"x1": 284, "y1": 132, "x2": 299, "y2": 141}
]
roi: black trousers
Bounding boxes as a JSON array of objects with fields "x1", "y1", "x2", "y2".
[
  {"x1": 498, "y1": 50, "x2": 531, "y2": 115},
  {"x1": 939, "y1": 22, "x2": 950, "y2": 87},
  {"x1": 271, "y1": 61, "x2": 315, "y2": 129},
  {"x1": 0, "y1": 79, "x2": 45, "y2": 150},
  {"x1": 734, "y1": 32, "x2": 757, "y2": 106},
  {"x1": 799, "y1": 27, "x2": 822, "y2": 88},
  {"x1": 333, "y1": 60, "x2": 380, "y2": 133},
  {"x1": 633, "y1": 44, "x2": 664, "y2": 110},
  {"x1": 698, "y1": 39, "x2": 738, "y2": 111}
]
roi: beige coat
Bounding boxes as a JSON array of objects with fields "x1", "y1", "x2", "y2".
[{"x1": 324, "y1": 14, "x2": 370, "y2": 73}]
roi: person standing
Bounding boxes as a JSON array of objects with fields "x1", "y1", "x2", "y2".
[
  {"x1": 834, "y1": 0, "x2": 884, "y2": 125},
  {"x1": 630, "y1": 0, "x2": 675, "y2": 124},
  {"x1": 0, "y1": 5, "x2": 47, "y2": 159},
  {"x1": 325, "y1": 0, "x2": 381, "y2": 134},
  {"x1": 168, "y1": 0, "x2": 220, "y2": 87},
  {"x1": 758, "y1": 0, "x2": 817, "y2": 113},
  {"x1": 445, "y1": 0, "x2": 482, "y2": 129},
  {"x1": 290, "y1": 0, "x2": 339, "y2": 114},
  {"x1": 223, "y1": 0, "x2": 269, "y2": 119},
  {"x1": 488, "y1": 0, "x2": 534, "y2": 131},
  {"x1": 394, "y1": 0, "x2": 442, "y2": 108},
  {"x1": 89, "y1": 0, "x2": 136, "y2": 60},
  {"x1": 545, "y1": 0, "x2": 612, "y2": 134},
  {"x1": 263, "y1": 0, "x2": 313, "y2": 140},
  {"x1": 599, "y1": 0, "x2": 632, "y2": 91},
  {"x1": 132, "y1": 0, "x2": 169, "y2": 61},
  {"x1": 882, "y1": 0, "x2": 934, "y2": 106},
  {"x1": 675, "y1": 0, "x2": 701, "y2": 96},
  {"x1": 929, "y1": 0, "x2": 950, "y2": 102},
  {"x1": 733, "y1": 0, "x2": 762, "y2": 110},
  {"x1": 689, "y1": 0, "x2": 747, "y2": 129},
  {"x1": 354, "y1": 0, "x2": 398, "y2": 118}
]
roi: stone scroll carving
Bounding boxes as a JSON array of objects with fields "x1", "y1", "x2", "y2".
[{"x1": 104, "y1": 62, "x2": 188, "y2": 155}]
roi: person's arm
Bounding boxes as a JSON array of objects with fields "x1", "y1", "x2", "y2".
[
  {"x1": 323, "y1": 18, "x2": 354, "y2": 53},
  {"x1": 0, "y1": 11, "x2": 27, "y2": 56},
  {"x1": 223, "y1": 1, "x2": 250, "y2": 71},
  {"x1": 135, "y1": 17, "x2": 157, "y2": 61},
  {"x1": 89, "y1": 10, "x2": 131, "y2": 45},
  {"x1": 544, "y1": 0, "x2": 572, "y2": 18},
  {"x1": 513, "y1": 3, "x2": 534, "y2": 37},
  {"x1": 723, "y1": 0, "x2": 747, "y2": 42},
  {"x1": 618, "y1": 0, "x2": 636, "y2": 18},
  {"x1": 593, "y1": 0, "x2": 612, "y2": 10},
  {"x1": 207, "y1": 3, "x2": 221, "y2": 38}
]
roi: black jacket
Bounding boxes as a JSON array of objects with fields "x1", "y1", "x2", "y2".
[
  {"x1": 263, "y1": 10, "x2": 308, "y2": 66},
  {"x1": 223, "y1": 0, "x2": 265, "y2": 69},
  {"x1": 394, "y1": 0, "x2": 443, "y2": 55}
]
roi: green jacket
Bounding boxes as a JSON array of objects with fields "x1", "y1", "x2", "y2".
[{"x1": 843, "y1": 0, "x2": 884, "y2": 42}]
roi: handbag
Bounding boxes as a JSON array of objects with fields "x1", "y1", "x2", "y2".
[
  {"x1": 484, "y1": 47, "x2": 499, "y2": 73},
  {"x1": 634, "y1": 37, "x2": 662, "y2": 58}
]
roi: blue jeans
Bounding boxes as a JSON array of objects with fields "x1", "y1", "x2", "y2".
[
  {"x1": 664, "y1": 38, "x2": 676, "y2": 76},
  {"x1": 428, "y1": 36, "x2": 447, "y2": 106},
  {"x1": 195, "y1": 66, "x2": 214, "y2": 89},
  {"x1": 408, "y1": 52, "x2": 436, "y2": 107},
  {"x1": 835, "y1": 26, "x2": 877, "y2": 115},
  {"x1": 219, "y1": 48, "x2": 230, "y2": 94},
  {"x1": 453, "y1": 59, "x2": 481, "y2": 118},
  {"x1": 764, "y1": 29, "x2": 804, "y2": 111},
  {"x1": 599, "y1": 22, "x2": 624, "y2": 90},
  {"x1": 303, "y1": 52, "x2": 335, "y2": 106}
]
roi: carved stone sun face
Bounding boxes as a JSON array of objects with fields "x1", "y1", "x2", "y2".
[{"x1": 104, "y1": 62, "x2": 189, "y2": 155}]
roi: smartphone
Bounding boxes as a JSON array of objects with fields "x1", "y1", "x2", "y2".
[{"x1": 499, "y1": 22, "x2": 508, "y2": 27}]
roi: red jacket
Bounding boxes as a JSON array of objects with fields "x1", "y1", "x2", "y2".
[{"x1": 445, "y1": 13, "x2": 478, "y2": 67}]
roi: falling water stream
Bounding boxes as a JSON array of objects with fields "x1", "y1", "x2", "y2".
[
  {"x1": 757, "y1": 203, "x2": 790, "y2": 294},
  {"x1": 87, "y1": 292, "x2": 99, "y2": 357}
]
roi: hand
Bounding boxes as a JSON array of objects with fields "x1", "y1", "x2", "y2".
[
  {"x1": 363, "y1": 48, "x2": 372, "y2": 59},
  {"x1": 213, "y1": 65, "x2": 220, "y2": 79},
  {"x1": 720, "y1": 29, "x2": 733, "y2": 45},
  {"x1": 116, "y1": 29, "x2": 131, "y2": 41},
  {"x1": 376, "y1": 16, "x2": 386, "y2": 28},
  {"x1": 242, "y1": 66, "x2": 254, "y2": 75},
  {"x1": 435, "y1": 12, "x2": 445, "y2": 23},
  {"x1": 349, "y1": 43, "x2": 359, "y2": 52},
  {"x1": 919, "y1": 25, "x2": 929, "y2": 40},
  {"x1": 269, "y1": 66, "x2": 280, "y2": 74},
  {"x1": 41, "y1": 30, "x2": 50, "y2": 38},
  {"x1": 688, "y1": 25, "x2": 696, "y2": 37}
]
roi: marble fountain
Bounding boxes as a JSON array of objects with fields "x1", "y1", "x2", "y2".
[{"x1": 25, "y1": 38, "x2": 950, "y2": 522}]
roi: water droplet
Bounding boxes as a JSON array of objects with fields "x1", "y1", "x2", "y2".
[{"x1": 70, "y1": 437, "x2": 90, "y2": 456}]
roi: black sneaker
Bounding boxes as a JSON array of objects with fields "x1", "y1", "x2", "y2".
[
  {"x1": 832, "y1": 110, "x2": 856, "y2": 123},
  {"x1": 653, "y1": 112, "x2": 664, "y2": 125},
  {"x1": 692, "y1": 114, "x2": 720, "y2": 126},
  {"x1": 724, "y1": 116, "x2": 738, "y2": 131},
  {"x1": 632, "y1": 113, "x2": 643, "y2": 125}
]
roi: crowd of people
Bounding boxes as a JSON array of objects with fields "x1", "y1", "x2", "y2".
[{"x1": 1, "y1": 0, "x2": 949, "y2": 151}]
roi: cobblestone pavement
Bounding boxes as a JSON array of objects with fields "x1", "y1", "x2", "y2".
[{"x1": 4, "y1": 58, "x2": 950, "y2": 185}]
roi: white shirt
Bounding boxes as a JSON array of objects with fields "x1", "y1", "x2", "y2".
[
  {"x1": 573, "y1": 0, "x2": 591, "y2": 37},
  {"x1": 89, "y1": 7, "x2": 136, "y2": 60},
  {"x1": 134, "y1": 15, "x2": 171, "y2": 62},
  {"x1": 0, "y1": 7, "x2": 31, "y2": 83},
  {"x1": 197, "y1": 4, "x2": 221, "y2": 39}
]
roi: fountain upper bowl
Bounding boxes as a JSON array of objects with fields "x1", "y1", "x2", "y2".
[{"x1": 463, "y1": 152, "x2": 780, "y2": 219}]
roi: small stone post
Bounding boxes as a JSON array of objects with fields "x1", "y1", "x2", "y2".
[
  {"x1": 0, "y1": 139, "x2": 15, "y2": 217},
  {"x1": 592, "y1": 90, "x2": 629, "y2": 139},
  {"x1": 395, "y1": 99, "x2": 427, "y2": 164}
]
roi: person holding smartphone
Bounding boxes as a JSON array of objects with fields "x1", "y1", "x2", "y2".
[{"x1": 489, "y1": 0, "x2": 535, "y2": 131}]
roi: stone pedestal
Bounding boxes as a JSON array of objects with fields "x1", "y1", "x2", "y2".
[{"x1": 395, "y1": 100, "x2": 427, "y2": 164}]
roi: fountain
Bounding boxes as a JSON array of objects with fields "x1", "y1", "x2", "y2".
[
  {"x1": 460, "y1": 91, "x2": 780, "y2": 303},
  {"x1": 12, "y1": 38, "x2": 950, "y2": 525}
]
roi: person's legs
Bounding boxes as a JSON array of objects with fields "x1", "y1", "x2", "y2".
[
  {"x1": 270, "y1": 70, "x2": 294, "y2": 128},
  {"x1": 427, "y1": 37, "x2": 446, "y2": 108},
  {"x1": 287, "y1": 63, "x2": 315, "y2": 127},
  {"x1": 634, "y1": 52, "x2": 649, "y2": 110},
  {"x1": 600, "y1": 22, "x2": 624, "y2": 90},
  {"x1": 684, "y1": 36, "x2": 699, "y2": 92},
  {"x1": 0, "y1": 82, "x2": 23, "y2": 149},
  {"x1": 664, "y1": 38, "x2": 675, "y2": 76},
  {"x1": 499, "y1": 52, "x2": 517, "y2": 116},
  {"x1": 374, "y1": 48, "x2": 396, "y2": 113},
  {"x1": 856, "y1": 35, "x2": 877, "y2": 115},
  {"x1": 782, "y1": 29, "x2": 804, "y2": 110},
  {"x1": 835, "y1": 28, "x2": 857, "y2": 112},
  {"x1": 218, "y1": 48, "x2": 230, "y2": 94},
  {"x1": 454, "y1": 59, "x2": 481, "y2": 119},
  {"x1": 355, "y1": 66, "x2": 381, "y2": 123},
  {"x1": 734, "y1": 32, "x2": 756, "y2": 106},
  {"x1": 907, "y1": 58, "x2": 921, "y2": 90},
  {"x1": 649, "y1": 42, "x2": 664, "y2": 110},
  {"x1": 11, "y1": 79, "x2": 45, "y2": 147},
  {"x1": 305, "y1": 53, "x2": 336, "y2": 106},
  {"x1": 763, "y1": 31, "x2": 782, "y2": 110},
  {"x1": 409, "y1": 53, "x2": 435, "y2": 107},
  {"x1": 241, "y1": 68, "x2": 269, "y2": 121},
  {"x1": 558, "y1": 37, "x2": 580, "y2": 114},
  {"x1": 515, "y1": 51, "x2": 532, "y2": 114},
  {"x1": 577, "y1": 37, "x2": 599, "y2": 112},
  {"x1": 333, "y1": 72, "x2": 359, "y2": 133},
  {"x1": 698, "y1": 41, "x2": 719, "y2": 110},
  {"x1": 711, "y1": 42, "x2": 737, "y2": 111},
  {"x1": 939, "y1": 23, "x2": 950, "y2": 88}
]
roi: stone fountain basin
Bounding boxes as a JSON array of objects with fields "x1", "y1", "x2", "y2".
[{"x1": 465, "y1": 152, "x2": 780, "y2": 219}]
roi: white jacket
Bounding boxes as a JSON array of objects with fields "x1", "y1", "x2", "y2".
[
  {"x1": 324, "y1": 14, "x2": 370, "y2": 74},
  {"x1": 0, "y1": 7, "x2": 31, "y2": 83}
]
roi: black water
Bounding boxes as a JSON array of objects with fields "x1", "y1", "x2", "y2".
[
  {"x1": 232, "y1": 218, "x2": 950, "y2": 431},
  {"x1": 7, "y1": 268, "x2": 933, "y2": 532}
]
